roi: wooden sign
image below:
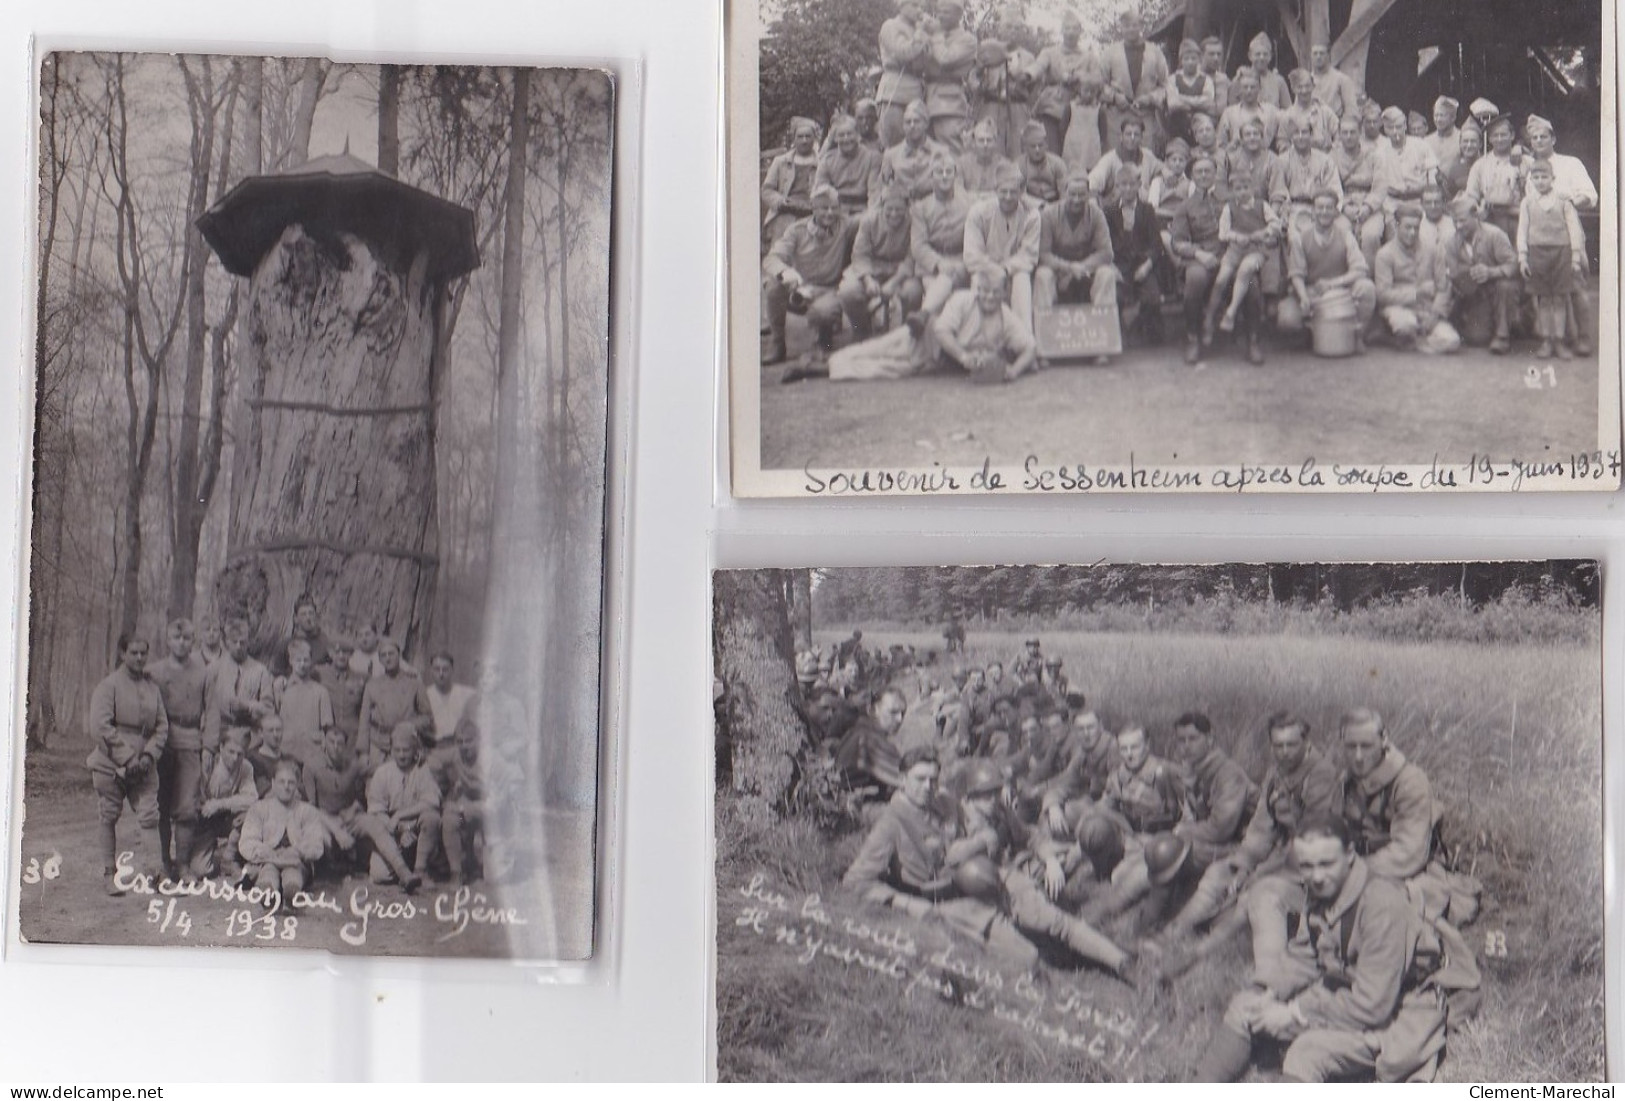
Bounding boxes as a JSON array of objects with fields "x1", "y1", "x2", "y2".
[{"x1": 1034, "y1": 303, "x2": 1123, "y2": 359}]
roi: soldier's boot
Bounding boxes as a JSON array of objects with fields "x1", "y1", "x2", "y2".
[
  {"x1": 1190, "y1": 1026, "x2": 1253, "y2": 1083},
  {"x1": 1061, "y1": 913, "x2": 1130, "y2": 976},
  {"x1": 171, "y1": 821, "x2": 198, "y2": 879}
]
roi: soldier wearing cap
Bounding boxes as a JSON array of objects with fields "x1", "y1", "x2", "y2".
[
  {"x1": 1011, "y1": 637, "x2": 1044, "y2": 680},
  {"x1": 911, "y1": 153, "x2": 972, "y2": 317},
  {"x1": 1424, "y1": 96, "x2": 1463, "y2": 181},
  {"x1": 836, "y1": 185, "x2": 915, "y2": 342},
  {"x1": 1374, "y1": 204, "x2": 1460, "y2": 353},
  {"x1": 1193, "y1": 813, "x2": 1450, "y2": 1082},
  {"x1": 1522, "y1": 113, "x2": 1597, "y2": 355},
  {"x1": 875, "y1": 0, "x2": 933, "y2": 148},
  {"x1": 1371, "y1": 106, "x2": 1440, "y2": 226},
  {"x1": 762, "y1": 185, "x2": 854, "y2": 368},
  {"x1": 815, "y1": 117, "x2": 883, "y2": 216},
  {"x1": 965, "y1": 162, "x2": 1041, "y2": 329},
  {"x1": 1444, "y1": 194, "x2": 1520, "y2": 353},
  {"x1": 762, "y1": 116, "x2": 823, "y2": 248},
  {"x1": 1236, "y1": 31, "x2": 1291, "y2": 112}
]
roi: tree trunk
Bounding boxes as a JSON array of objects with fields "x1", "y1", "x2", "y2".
[
  {"x1": 288, "y1": 58, "x2": 324, "y2": 167},
  {"x1": 168, "y1": 56, "x2": 220, "y2": 621},
  {"x1": 713, "y1": 569, "x2": 809, "y2": 823},
  {"x1": 378, "y1": 65, "x2": 401, "y2": 176},
  {"x1": 789, "y1": 569, "x2": 814, "y2": 649},
  {"x1": 243, "y1": 56, "x2": 263, "y2": 175},
  {"x1": 218, "y1": 226, "x2": 439, "y2": 661}
]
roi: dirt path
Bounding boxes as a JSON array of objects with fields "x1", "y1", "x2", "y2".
[{"x1": 759, "y1": 310, "x2": 1603, "y2": 472}]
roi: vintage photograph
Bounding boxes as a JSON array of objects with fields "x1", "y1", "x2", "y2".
[
  {"x1": 713, "y1": 563, "x2": 1603, "y2": 1080},
  {"x1": 16, "y1": 54, "x2": 614, "y2": 959},
  {"x1": 726, "y1": 0, "x2": 1618, "y2": 496}
]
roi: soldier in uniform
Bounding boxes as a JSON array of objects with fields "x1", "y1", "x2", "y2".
[
  {"x1": 1157, "y1": 713, "x2": 1340, "y2": 964},
  {"x1": 1169, "y1": 153, "x2": 1225, "y2": 364},
  {"x1": 87, "y1": 635, "x2": 170, "y2": 891},
  {"x1": 762, "y1": 186, "x2": 855, "y2": 369},
  {"x1": 149, "y1": 617, "x2": 210, "y2": 878},
  {"x1": 1336, "y1": 708, "x2": 1438, "y2": 882},
  {"x1": 833, "y1": 686, "x2": 908, "y2": 791},
  {"x1": 1078, "y1": 724, "x2": 1182, "y2": 896},
  {"x1": 1193, "y1": 814, "x2": 1452, "y2": 1082}
]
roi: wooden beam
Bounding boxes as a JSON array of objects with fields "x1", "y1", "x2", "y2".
[{"x1": 1330, "y1": 0, "x2": 1403, "y2": 70}]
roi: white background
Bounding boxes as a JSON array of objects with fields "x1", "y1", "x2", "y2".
[{"x1": 0, "y1": 0, "x2": 1619, "y2": 1084}]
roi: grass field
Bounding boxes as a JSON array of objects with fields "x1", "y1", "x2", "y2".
[
  {"x1": 716, "y1": 628, "x2": 1603, "y2": 1082},
  {"x1": 16, "y1": 744, "x2": 595, "y2": 960},
  {"x1": 758, "y1": 301, "x2": 1602, "y2": 471}
]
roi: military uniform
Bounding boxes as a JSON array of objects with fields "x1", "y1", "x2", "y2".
[
  {"x1": 1212, "y1": 857, "x2": 1448, "y2": 1082},
  {"x1": 1339, "y1": 746, "x2": 1438, "y2": 881}
]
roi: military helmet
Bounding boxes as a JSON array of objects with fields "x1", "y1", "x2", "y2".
[
  {"x1": 962, "y1": 759, "x2": 1004, "y2": 798},
  {"x1": 1145, "y1": 832, "x2": 1192, "y2": 886},
  {"x1": 952, "y1": 855, "x2": 1003, "y2": 903}
]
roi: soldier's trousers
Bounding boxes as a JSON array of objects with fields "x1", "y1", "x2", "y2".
[
  {"x1": 1224, "y1": 985, "x2": 1447, "y2": 1082},
  {"x1": 1003, "y1": 871, "x2": 1126, "y2": 970},
  {"x1": 934, "y1": 897, "x2": 1040, "y2": 972}
]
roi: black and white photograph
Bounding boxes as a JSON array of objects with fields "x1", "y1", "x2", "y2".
[
  {"x1": 713, "y1": 563, "x2": 1603, "y2": 1081},
  {"x1": 726, "y1": 0, "x2": 1619, "y2": 496},
  {"x1": 16, "y1": 53, "x2": 614, "y2": 960}
]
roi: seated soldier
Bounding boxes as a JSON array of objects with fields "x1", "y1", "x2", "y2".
[
  {"x1": 238, "y1": 759, "x2": 328, "y2": 897},
  {"x1": 1418, "y1": 183, "x2": 1455, "y2": 255},
  {"x1": 843, "y1": 747, "x2": 1039, "y2": 970},
  {"x1": 1089, "y1": 117, "x2": 1162, "y2": 201},
  {"x1": 835, "y1": 185, "x2": 914, "y2": 343},
  {"x1": 364, "y1": 723, "x2": 444, "y2": 888},
  {"x1": 1156, "y1": 713, "x2": 1340, "y2": 966},
  {"x1": 957, "y1": 117, "x2": 1014, "y2": 204},
  {"x1": 1270, "y1": 113, "x2": 1342, "y2": 241},
  {"x1": 761, "y1": 116, "x2": 822, "y2": 246},
  {"x1": 1194, "y1": 814, "x2": 1451, "y2": 1083},
  {"x1": 1444, "y1": 195, "x2": 1519, "y2": 353},
  {"x1": 880, "y1": 100, "x2": 948, "y2": 202},
  {"x1": 814, "y1": 117, "x2": 882, "y2": 215},
  {"x1": 832, "y1": 687, "x2": 907, "y2": 791},
  {"x1": 193, "y1": 728, "x2": 258, "y2": 880},
  {"x1": 1375, "y1": 205, "x2": 1461, "y2": 353},
  {"x1": 1277, "y1": 189, "x2": 1377, "y2": 348},
  {"x1": 931, "y1": 268, "x2": 1039, "y2": 383},
  {"x1": 1038, "y1": 709, "x2": 1117, "y2": 837},
  {"x1": 441, "y1": 719, "x2": 523, "y2": 886},
  {"x1": 1017, "y1": 120, "x2": 1070, "y2": 206},
  {"x1": 317, "y1": 637, "x2": 368, "y2": 765},
  {"x1": 1094, "y1": 713, "x2": 1255, "y2": 927},
  {"x1": 964, "y1": 163, "x2": 1041, "y2": 330},
  {"x1": 1335, "y1": 708, "x2": 1437, "y2": 882},
  {"x1": 950, "y1": 759, "x2": 1133, "y2": 976},
  {"x1": 304, "y1": 725, "x2": 420, "y2": 890},
  {"x1": 1103, "y1": 164, "x2": 1166, "y2": 345},
  {"x1": 1077, "y1": 724, "x2": 1182, "y2": 900},
  {"x1": 1035, "y1": 171, "x2": 1118, "y2": 314},
  {"x1": 761, "y1": 185, "x2": 855, "y2": 369}
]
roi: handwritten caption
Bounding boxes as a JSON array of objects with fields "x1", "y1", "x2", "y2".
[
  {"x1": 803, "y1": 451, "x2": 1622, "y2": 495},
  {"x1": 28, "y1": 850, "x2": 528, "y2": 948},
  {"x1": 732, "y1": 871, "x2": 1157, "y2": 1075}
]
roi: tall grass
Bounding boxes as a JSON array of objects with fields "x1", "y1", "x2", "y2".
[{"x1": 719, "y1": 630, "x2": 1603, "y2": 1082}]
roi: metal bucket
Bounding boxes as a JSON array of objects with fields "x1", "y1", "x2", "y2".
[{"x1": 1310, "y1": 288, "x2": 1358, "y2": 357}]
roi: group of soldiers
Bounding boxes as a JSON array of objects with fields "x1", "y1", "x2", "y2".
[
  {"x1": 818, "y1": 636, "x2": 1481, "y2": 1083},
  {"x1": 85, "y1": 599, "x2": 527, "y2": 900},
  {"x1": 761, "y1": 2, "x2": 1598, "y2": 382}
]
